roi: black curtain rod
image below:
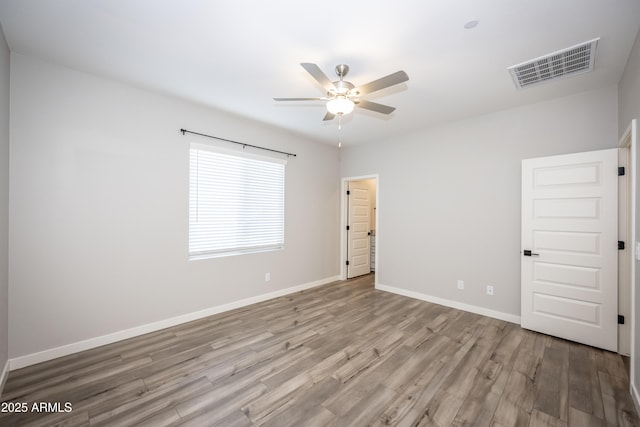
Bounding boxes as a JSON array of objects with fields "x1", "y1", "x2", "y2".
[{"x1": 180, "y1": 128, "x2": 297, "y2": 157}]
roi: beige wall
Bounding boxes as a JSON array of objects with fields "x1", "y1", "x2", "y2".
[
  {"x1": 353, "y1": 178, "x2": 377, "y2": 232},
  {"x1": 8, "y1": 54, "x2": 341, "y2": 361},
  {"x1": 0, "y1": 23, "x2": 9, "y2": 382},
  {"x1": 341, "y1": 85, "x2": 619, "y2": 318},
  {"x1": 618, "y1": 26, "x2": 640, "y2": 412}
]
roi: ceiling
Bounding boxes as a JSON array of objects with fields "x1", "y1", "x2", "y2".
[{"x1": 0, "y1": 1, "x2": 639, "y2": 147}]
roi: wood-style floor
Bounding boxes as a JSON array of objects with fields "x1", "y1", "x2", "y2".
[{"x1": 1, "y1": 274, "x2": 638, "y2": 426}]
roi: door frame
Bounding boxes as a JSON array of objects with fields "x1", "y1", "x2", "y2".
[
  {"x1": 619, "y1": 119, "x2": 638, "y2": 408},
  {"x1": 619, "y1": 145, "x2": 632, "y2": 356},
  {"x1": 341, "y1": 174, "x2": 379, "y2": 284}
]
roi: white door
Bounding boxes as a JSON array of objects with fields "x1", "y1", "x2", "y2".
[
  {"x1": 347, "y1": 181, "x2": 371, "y2": 278},
  {"x1": 521, "y1": 148, "x2": 618, "y2": 352}
]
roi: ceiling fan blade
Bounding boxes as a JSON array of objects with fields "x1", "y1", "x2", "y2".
[
  {"x1": 355, "y1": 100, "x2": 396, "y2": 114},
  {"x1": 301, "y1": 63, "x2": 336, "y2": 92},
  {"x1": 322, "y1": 111, "x2": 336, "y2": 121},
  {"x1": 355, "y1": 70, "x2": 409, "y2": 95},
  {"x1": 273, "y1": 97, "x2": 326, "y2": 101}
]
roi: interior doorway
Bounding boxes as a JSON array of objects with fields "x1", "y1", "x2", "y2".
[{"x1": 341, "y1": 175, "x2": 378, "y2": 281}]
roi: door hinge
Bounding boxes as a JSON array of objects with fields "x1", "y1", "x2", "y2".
[
  {"x1": 346, "y1": 260, "x2": 350, "y2": 266},
  {"x1": 618, "y1": 315, "x2": 625, "y2": 325},
  {"x1": 618, "y1": 241, "x2": 625, "y2": 250},
  {"x1": 346, "y1": 190, "x2": 350, "y2": 195},
  {"x1": 618, "y1": 166, "x2": 626, "y2": 176},
  {"x1": 346, "y1": 225, "x2": 350, "y2": 231}
]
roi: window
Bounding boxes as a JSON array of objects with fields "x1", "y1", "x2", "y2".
[{"x1": 189, "y1": 143, "x2": 285, "y2": 259}]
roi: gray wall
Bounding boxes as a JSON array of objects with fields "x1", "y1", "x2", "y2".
[
  {"x1": 341, "y1": 86, "x2": 619, "y2": 318},
  {"x1": 618, "y1": 27, "x2": 640, "y2": 411},
  {"x1": 8, "y1": 54, "x2": 341, "y2": 360},
  {"x1": 0, "y1": 24, "x2": 9, "y2": 380},
  {"x1": 619, "y1": 29, "x2": 640, "y2": 135}
]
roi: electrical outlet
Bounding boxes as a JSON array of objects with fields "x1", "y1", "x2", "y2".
[
  {"x1": 486, "y1": 285, "x2": 494, "y2": 296},
  {"x1": 265, "y1": 273, "x2": 271, "y2": 282},
  {"x1": 457, "y1": 280, "x2": 464, "y2": 290}
]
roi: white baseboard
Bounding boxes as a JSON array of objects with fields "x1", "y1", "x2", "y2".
[
  {"x1": 632, "y1": 382, "x2": 640, "y2": 419},
  {"x1": 0, "y1": 358, "x2": 9, "y2": 399},
  {"x1": 376, "y1": 283, "x2": 521, "y2": 325},
  {"x1": 9, "y1": 275, "x2": 340, "y2": 370}
]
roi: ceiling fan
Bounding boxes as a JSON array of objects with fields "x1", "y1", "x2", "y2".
[{"x1": 274, "y1": 63, "x2": 409, "y2": 121}]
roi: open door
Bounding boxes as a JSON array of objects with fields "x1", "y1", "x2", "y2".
[
  {"x1": 347, "y1": 181, "x2": 371, "y2": 278},
  {"x1": 521, "y1": 148, "x2": 619, "y2": 352}
]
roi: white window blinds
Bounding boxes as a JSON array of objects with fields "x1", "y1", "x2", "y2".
[{"x1": 189, "y1": 144, "x2": 286, "y2": 258}]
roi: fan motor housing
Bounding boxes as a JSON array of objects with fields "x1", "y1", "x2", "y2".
[
  {"x1": 335, "y1": 64, "x2": 349, "y2": 78},
  {"x1": 330, "y1": 80, "x2": 355, "y2": 96}
]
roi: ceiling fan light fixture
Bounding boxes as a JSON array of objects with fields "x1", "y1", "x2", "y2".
[
  {"x1": 326, "y1": 96, "x2": 354, "y2": 115},
  {"x1": 274, "y1": 63, "x2": 409, "y2": 122}
]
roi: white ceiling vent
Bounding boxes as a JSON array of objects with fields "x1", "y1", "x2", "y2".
[{"x1": 508, "y1": 38, "x2": 599, "y2": 89}]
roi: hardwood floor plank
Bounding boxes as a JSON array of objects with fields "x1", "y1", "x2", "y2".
[
  {"x1": 568, "y1": 342, "x2": 603, "y2": 419},
  {"x1": 375, "y1": 358, "x2": 449, "y2": 426},
  {"x1": 260, "y1": 354, "x2": 321, "y2": 390},
  {"x1": 568, "y1": 407, "x2": 605, "y2": 427},
  {"x1": 176, "y1": 382, "x2": 267, "y2": 426},
  {"x1": 598, "y1": 370, "x2": 638, "y2": 426},
  {"x1": 421, "y1": 390, "x2": 465, "y2": 426},
  {"x1": 211, "y1": 410, "x2": 253, "y2": 427},
  {"x1": 89, "y1": 376, "x2": 213, "y2": 426},
  {"x1": 0, "y1": 355, "x2": 125, "y2": 402},
  {"x1": 133, "y1": 407, "x2": 182, "y2": 427},
  {"x1": 490, "y1": 322, "x2": 524, "y2": 369},
  {"x1": 451, "y1": 361, "x2": 509, "y2": 425},
  {"x1": 585, "y1": 348, "x2": 606, "y2": 421},
  {"x1": 2, "y1": 351, "x2": 125, "y2": 398},
  {"x1": 382, "y1": 335, "x2": 452, "y2": 392},
  {"x1": 305, "y1": 346, "x2": 354, "y2": 383},
  {"x1": 231, "y1": 344, "x2": 314, "y2": 385},
  {"x1": 491, "y1": 370, "x2": 535, "y2": 427},
  {"x1": 529, "y1": 408, "x2": 567, "y2": 427},
  {"x1": 260, "y1": 376, "x2": 340, "y2": 427},
  {"x1": 36, "y1": 410, "x2": 91, "y2": 427},
  {"x1": 513, "y1": 330, "x2": 547, "y2": 382},
  {"x1": 323, "y1": 361, "x2": 389, "y2": 416},
  {"x1": 139, "y1": 345, "x2": 230, "y2": 390},
  {"x1": 298, "y1": 406, "x2": 337, "y2": 427},
  {"x1": 533, "y1": 344, "x2": 570, "y2": 421},
  {"x1": 333, "y1": 383, "x2": 397, "y2": 426},
  {"x1": 240, "y1": 372, "x2": 314, "y2": 423},
  {"x1": 390, "y1": 337, "x2": 480, "y2": 426},
  {"x1": 1, "y1": 274, "x2": 637, "y2": 426},
  {"x1": 321, "y1": 341, "x2": 419, "y2": 418}
]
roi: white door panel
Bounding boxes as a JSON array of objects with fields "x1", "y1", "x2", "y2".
[
  {"x1": 534, "y1": 231, "x2": 600, "y2": 254},
  {"x1": 533, "y1": 262, "x2": 601, "y2": 289},
  {"x1": 521, "y1": 149, "x2": 618, "y2": 351},
  {"x1": 347, "y1": 182, "x2": 371, "y2": 278}
]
